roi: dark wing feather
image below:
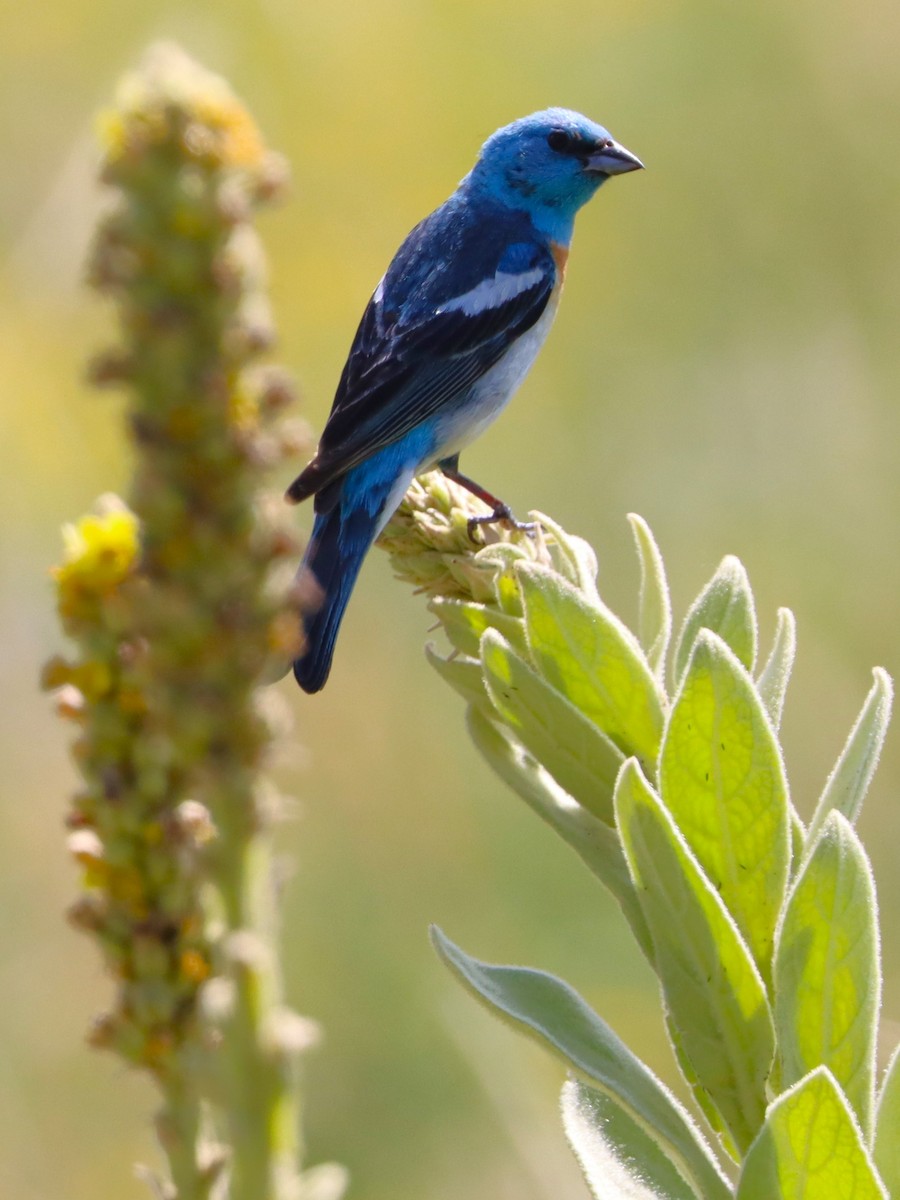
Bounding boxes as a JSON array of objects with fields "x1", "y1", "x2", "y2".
[
  {"x1": 288, "y1": 260, "x2": 554, "y2": 504},
  {"x1": 287, "y1": 192, "x2": 558, "y2": 505},
  {"x1": 326, "y1": 274, "x2": 551, "y2": 445}
]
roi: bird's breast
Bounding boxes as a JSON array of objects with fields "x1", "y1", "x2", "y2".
[{"x1": 429, "y1": 289, "x2": 562, "y2": 464}]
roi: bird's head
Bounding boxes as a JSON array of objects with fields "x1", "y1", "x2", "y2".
[{"x1": 468, "y1": 108, "x2": 643, "y2": 239}]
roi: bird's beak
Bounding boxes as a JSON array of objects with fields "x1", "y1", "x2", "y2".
[{"x1": 585, "y1": 139, "x2": 644, "y2": 175}]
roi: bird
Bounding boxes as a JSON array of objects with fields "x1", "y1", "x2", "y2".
[{"x1": 287, "y1": 107, "x2": 643, "y2": 692}]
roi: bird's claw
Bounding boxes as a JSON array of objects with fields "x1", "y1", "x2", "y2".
[{"x1": 467, "y1": 505, "x2": 538, "y2": 542}]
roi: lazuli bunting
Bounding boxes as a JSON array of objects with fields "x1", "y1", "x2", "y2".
[{"x1": 288, "y1": 108, "x2": 643, "y2": 692}]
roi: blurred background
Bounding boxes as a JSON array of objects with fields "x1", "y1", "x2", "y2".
[{"x1": 3, "y1": 1, "x2": 900, "y2": 1196}]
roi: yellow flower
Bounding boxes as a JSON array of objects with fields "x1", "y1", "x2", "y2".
[
  {"x1": 99, "y1": 46, "x2": 267, "y2": 172},
  {"x1": 190, "y1": 94, "x2": 266, "y2": 168},
  {"x1": 53, "y1": 503, "x2": 140, "y2": 622},
  {"x1": 179, "y1": 949, "x2": 211, "y2": 984}
]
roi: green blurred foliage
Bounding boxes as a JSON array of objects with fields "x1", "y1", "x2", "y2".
[{"x1": 2, "y1": 2, "x2": 899, "y2": 1198}]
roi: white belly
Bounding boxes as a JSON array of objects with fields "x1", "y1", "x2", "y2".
[{"x1": 428, "y1": 296, "x2": 559, "y2": 465}]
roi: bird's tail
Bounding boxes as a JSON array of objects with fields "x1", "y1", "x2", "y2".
[
  {"x1": 292, "y1": 502, "x2": 367, "y2": 693},
  {"x1": 293, "y1": 459, "x2": 415, "y2": 692},
  {"x1": 292, "y1": 437, "x2": 426, "y2": 692}
]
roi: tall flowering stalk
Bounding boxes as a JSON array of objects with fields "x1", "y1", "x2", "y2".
[{"x1": 43, "y1": 45, "x2": 342, "y2": 1200}]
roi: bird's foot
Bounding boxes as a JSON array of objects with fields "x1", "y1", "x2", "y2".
[
  {"x1": 436, "y1": 460, "x2": 538, "y2": 541},
  {"x1": 467, "y1": 503, "x2": 538, "y2": 541}
]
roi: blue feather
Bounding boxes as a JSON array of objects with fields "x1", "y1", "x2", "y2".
[
  {"x1": 293, "y1": 427, "x2": 434, "y2": 692},
  {"x1": 292, "y1": 505, "x2": 358, "y2": 693}
]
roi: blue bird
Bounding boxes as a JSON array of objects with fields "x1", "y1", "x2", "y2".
[{"x1": 288, "y1": 108, "x2": 643, "y2": 692}]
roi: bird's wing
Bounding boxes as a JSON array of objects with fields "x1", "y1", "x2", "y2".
[{"x1": 289, "y1": 238, "x2": 556, "y2": 502}]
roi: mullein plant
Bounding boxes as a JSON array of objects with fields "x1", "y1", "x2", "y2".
[
  {"x1": 378, "y1": 473, "x2": 899, "y2": 1198},
  {"x1": 43, "y1": 46, "x2": 344, "y2": 1200},
  {"x1": 44, "y1": 41, "x2": 898, "y2": 1200}
]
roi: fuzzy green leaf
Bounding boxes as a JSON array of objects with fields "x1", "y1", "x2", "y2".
[
  {"x1": 476, "y1": 543, "x2": 531, "y2": 617},
  {"x1": 659, "y1": 630, "x2": 790, "y2": 982},
  {"x1": 664, "y1": 1013, "x2": 741, "y2": 1163},
  {"x1": 433, "y1": 928, "x2": 731, "y2": 1200},
  {"x1": 774, "y1": 811, "x2": 880, "y2": 1136},
  {"x1": 615, "y1": 759, "x2": 774, "y2": 1153},
  {"x1": 465, "y1": 707, "x2": 652, "y2": 959},
  {"x1": 675, "y1": 555, "x2": 757, "y2": 680},
  {"x1": 789, "y1": 808, "x2": 806, "y2": 875},
  {"x1": 756, "y1": 607, "x2": 796, "y2": 730},
  {"x1": 874, "y1": 1044, "x2": 900, "y2": 1196},
  {"x1": 516, "y1": 562, "x2": 664, "y2": 769},
  {"x1": 532, "y1": 510, "x2": 600, "y2": 598},
  {"x1": 807, "y1": 668, "x2": 893, "y2": 845},
  {"x1": 425, "y1": 645, "x2": 488, "y2": 707},
  {"x1": 736, "y1": 1067, "x2": 886, "y2": 1199},
  {"x1": 429, "y1": 597, "x2": 527, "y2": 660},
  {"x1": 628, "y1": 513, "x2": 672, "y2": 685},
  {"x1": 480, "y1": 628, "x2": 624, "y2": 823},
  {"x1": 561, "y1": 1079, "x2": 700, "y2": 1200}
]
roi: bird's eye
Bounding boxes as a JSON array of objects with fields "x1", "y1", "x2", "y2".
[{"x1": 547, "y1": 130, "x2": 572, "y2": 152}]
